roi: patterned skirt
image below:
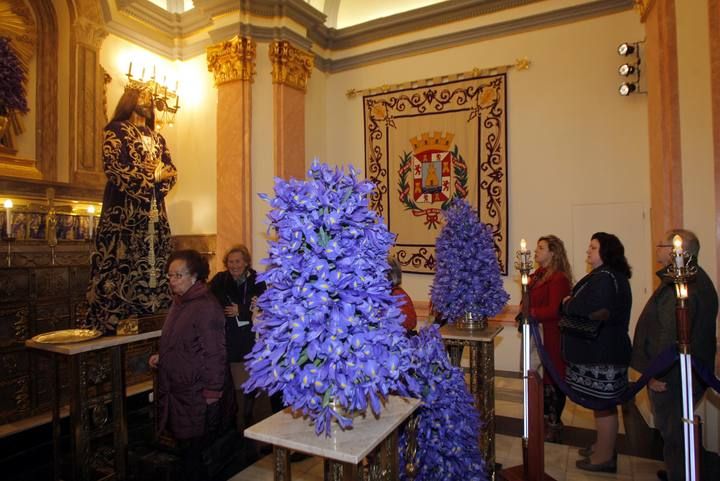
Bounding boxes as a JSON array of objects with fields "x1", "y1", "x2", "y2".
[{"x1": 566, "y1": 362, "x2": 628, "y2": 400}]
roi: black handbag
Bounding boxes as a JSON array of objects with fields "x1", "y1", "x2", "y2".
[{"x1": 558, "y1": 314, "x2": 602, "y2": 339}]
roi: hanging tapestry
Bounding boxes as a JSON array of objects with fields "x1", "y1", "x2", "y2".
[{"x1": 364, "y1": 74, "x2": 508, "y2": 274}]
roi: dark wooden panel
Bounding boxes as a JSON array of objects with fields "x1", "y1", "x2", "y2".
[
  {"x1": 0, "y1": 303, "x2": 30, "y2": 347},
  {"x1": 33, "y1": 354, "x2": 69, "y2": 414},
  {"x1": 125, "y1": 339, "x2": 157, "y2": 387},
  {"x1": 33, "y1": 267, "x2": 70, "y2": 298},
  {"x1": 0, "y1": 269, "x2": 31, "y2": 302},
  {"x1": 34, "y1": 301, "x2": 71, "y2": 335},
  {"x1": 0, "y1": 375, "x2": 30, "y2": 423},
  {"x1": 0, "y1": 347, "x2": 29, "y2": 381}
]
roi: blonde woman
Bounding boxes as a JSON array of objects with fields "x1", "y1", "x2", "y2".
[{"x1": 528, "y1": 235, "x2": 573, "y2": 441}]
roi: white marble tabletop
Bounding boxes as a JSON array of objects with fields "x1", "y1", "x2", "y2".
[
  {"x1": 244, "y1": 395, "x2": 421, "y2": 464},
  {"x1": 439, "y1": 322, "x2": 503, "y2": 342},
  {"x1": 25, "y1": 330, "x2": 161, "y2": 355}
]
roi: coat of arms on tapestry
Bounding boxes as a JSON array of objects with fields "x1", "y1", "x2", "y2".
[{"x1": 364, "y1": 74, "x2": 508, "y2": 274}]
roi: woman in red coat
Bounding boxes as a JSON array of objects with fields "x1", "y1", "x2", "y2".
[
  {"x1": 388, "y1": 257, "x2": 417, "y2": 332},
  {"x1": 528, "y1": 235, "x2": 573, "y2": 441},
  {"x1": 149, "y1": 250, "x2": 235, "y2": 481}
]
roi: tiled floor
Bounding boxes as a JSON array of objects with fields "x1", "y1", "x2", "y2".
[{"x1": 229, "y1": 375, "x2": 666, "y2": 481}]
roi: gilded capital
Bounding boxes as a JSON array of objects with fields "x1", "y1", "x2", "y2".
[
  {"x1": 633, "y1": 0, "x2": 656, "y2": 21},
  {"x1": 207, "y1": 36, "x2": 257, "y2": 86},
  {"x1": 74, "y1": 17, "x2": 108, "y2": 49},
  {"x1": 269, "y1": 41, "x2": 314, "y2": 92}
]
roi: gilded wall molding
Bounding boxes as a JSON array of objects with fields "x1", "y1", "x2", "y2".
[
  {"x1": 206, "y1": 36, "x2": 256, "y2": 86},
  {"x1": 269, "y1": 41, "x2": 314, "y2": 91}
]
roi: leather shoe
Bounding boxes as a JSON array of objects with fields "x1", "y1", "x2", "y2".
[
  {"x1": 576, "y1": 454, "x2": 617, "y2": 473},
  {"x1": 577, "y1": 445, "x2": 593, "y2": 457}
]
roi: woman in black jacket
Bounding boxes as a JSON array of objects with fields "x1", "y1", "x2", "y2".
[
  {"x1": 562, "y1": 232, "x2": 632, "y2": 473},
  {"x1": 209, "y1": 245, "x2": 266, "y2": 434}
]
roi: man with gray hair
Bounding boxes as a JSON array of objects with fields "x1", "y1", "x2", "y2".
[{"x1": 631, "y1": 229, "x2": 718, "y2": 480}]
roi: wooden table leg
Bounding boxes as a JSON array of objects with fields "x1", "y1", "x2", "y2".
[
  {"x1": 69, "y1": 353, "x2": 89, "y2": 481},
  {"x1": 111, "y1": 346, "x2": 128, "y2": 480},
  {"x1": 274, "y1": 446, "x2": 291, "y2": 481},
  {"x1": 51, "y1": 353, "x2": 61, "y2": 481},
  {"x1": 445, "y1": 342, "x2": 464, "y2": 367},
  {"x1": 471, "y1": 341, "x2": 496, "y2": 478},
  {"x1": 324, "y1": 459, "x2": 361, "y2": 481}
]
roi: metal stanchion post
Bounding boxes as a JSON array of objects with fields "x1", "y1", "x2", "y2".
[{"x1": 666, "y1": 235, "x2": 700, "y2": 481}]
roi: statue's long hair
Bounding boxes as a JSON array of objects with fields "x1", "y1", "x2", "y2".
[{"x1": 107, "y1": 88, "x2": 155, "y2": 130}]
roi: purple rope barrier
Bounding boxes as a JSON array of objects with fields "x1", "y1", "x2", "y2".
[
  {"x1": 691, "y1": 357, "x2": 720, "y2": 393},
  {"x1": 530, "y1": 322, "x2": 678, "y2": 411}
]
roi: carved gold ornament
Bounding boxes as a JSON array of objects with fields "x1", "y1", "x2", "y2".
[
  {"x1": 269, "y1": 41, "x2": 314, "y2": 92},
  {"x1": 207, "y1": 36, "x2": 257, "y2": 86}
]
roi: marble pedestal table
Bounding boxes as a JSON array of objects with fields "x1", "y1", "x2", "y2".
[
  {"x1": 439, "y1": 322, "x2": 503, "y2": 477},
  {"x1": 26, "y1": 330, "x2": 161, "y2": 481},
  {"x1": 245, "y1": 395, "x2": 421, "y2": 481}
]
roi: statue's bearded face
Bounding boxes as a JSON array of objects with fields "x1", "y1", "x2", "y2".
[{"x1": 134, "y1": 90, "x2": 154, "y2": 119}]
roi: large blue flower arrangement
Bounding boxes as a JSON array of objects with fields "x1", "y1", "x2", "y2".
[
  {"x1": 399, "y1": 326, "x2": 487, "y2": 481},
  {"x1": 430, "y1": 198, "x2": 509, "y2": 322},
  {"x1": 244, "y1": 162, "x2": 413, "y2": 435}
]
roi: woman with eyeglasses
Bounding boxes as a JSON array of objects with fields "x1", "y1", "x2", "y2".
[
  {"x1": 149, "y1": 249, "x2": 235, "y2": 481},
  {"x1": 209, "y1": 245, "x2": 267, "y2": 436}
]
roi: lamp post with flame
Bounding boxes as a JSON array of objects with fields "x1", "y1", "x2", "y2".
[
  {"x1": 516, "y1": 239, "x2": 533, "y2": 449},
  {"x1": 665, "y1": 235, "x2": 700, "y2": 481}
]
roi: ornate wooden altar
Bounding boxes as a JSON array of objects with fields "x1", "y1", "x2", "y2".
[{"x1": 26, "y1": 330, "x2": 162, "y2": 481}]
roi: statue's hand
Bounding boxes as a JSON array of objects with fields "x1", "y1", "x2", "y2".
[{"x1": 154, "y1": 163, "x2": 175, "y2": 183}]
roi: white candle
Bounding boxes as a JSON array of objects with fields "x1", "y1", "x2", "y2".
[
  {"x1": 521, "y1": 273, "x2": 528, "y2": 286},
  {"x1": 3, "y1": 199, "x2": 12, "y2": 237},
  {"x1": 520, "y1": 238, "x2": 527, "y2": 252},
  {"x1": 672, "y1": 234, "x2": 684, "y2": 269},
  {"x1": 87, "y1": 205, "x2": 96, "y2": 239}
]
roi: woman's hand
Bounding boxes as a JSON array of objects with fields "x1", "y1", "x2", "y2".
[
  {"x1": 149, "y1": 353, "x2": 159, "y2": 369},
  {"x1": 224, "y1": 303, "x2": 239, "y2": 317},
  {"x1": 649, "y1": 378, "x2": 668, "y2": 392}
]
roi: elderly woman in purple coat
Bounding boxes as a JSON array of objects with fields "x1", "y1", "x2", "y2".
[{"x1": 149, "y1": 250, "x2": 235, "y2": 480}]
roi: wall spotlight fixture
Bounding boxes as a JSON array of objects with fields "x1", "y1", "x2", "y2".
[
  {"x1": 618, "y1": 63, "x2": 635, "y2": 76},
  {"x1": 619, "y1": 82, "x2": 637, "y2": 96},
  {"x1": 617, "y1": 41, "x2": 644, "y2": 96},
  {"x1": 617, "y1": 42, "x2": 636, "y2": 56}
]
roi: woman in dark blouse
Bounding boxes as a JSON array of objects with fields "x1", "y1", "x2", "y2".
[{"x1": 562, "y1": 232, "x2": 632, "y2": 473}]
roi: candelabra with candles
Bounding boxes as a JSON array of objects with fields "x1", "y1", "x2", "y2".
[
  {"x1": 126, "y1": 63, "x2": 180, "y2": 131},
  {"x1": 3, "y1": 199, "x2": 15, "y2": 267},
  {"x1": 664, "y1": 235, "x2": 701, "y2": 481}
]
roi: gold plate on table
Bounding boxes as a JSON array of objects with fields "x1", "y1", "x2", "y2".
[{"x1": 31, "y1": 329, "x2": 103, "y2": 344}]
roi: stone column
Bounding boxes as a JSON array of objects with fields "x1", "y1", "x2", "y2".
[
  {"x1": 639, "y1": 0, "x2": 684, "y2": 249},
  {"x1": 207, "y1": 36, "x2": 256, "y2": 269},
  {"x1": 269, "y1": 40, "x2": 314, "y2": 180}
]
